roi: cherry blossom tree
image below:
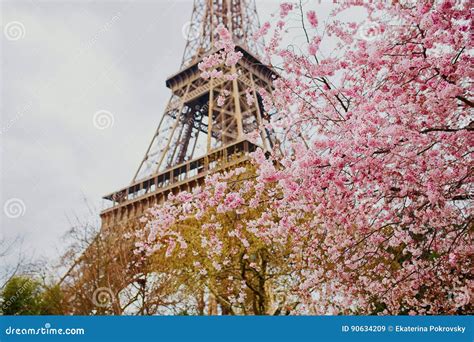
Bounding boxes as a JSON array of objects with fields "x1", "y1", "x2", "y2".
[
  {"x1": 136, "y1": 166, "x2": 299, "y2": 315},
  {"x1": 140, "y1": 0, "x2": 473, "y2": 315}
]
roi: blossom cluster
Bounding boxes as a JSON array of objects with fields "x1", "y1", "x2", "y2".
[{"x1": 140, "y1": 1, "x2": 473, "y2": 315}]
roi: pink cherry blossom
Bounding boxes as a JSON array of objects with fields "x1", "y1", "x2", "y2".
[
  {"x1": 279, "y1": 3, "x2": 293, "y2": 18},
  {"x1": 306, "y1": 10, "x2": 318, "y2": 28},
  {"x1": 139, "y1": 1, "x2": 473, "y2": 316}
]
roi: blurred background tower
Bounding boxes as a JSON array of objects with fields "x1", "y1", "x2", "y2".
[
  {"x1": 100, "y1": 0, "x2": 275, "y2": 231},
  {"x1": 60, "y1": 0, "x2": 275, "y2": 315}
]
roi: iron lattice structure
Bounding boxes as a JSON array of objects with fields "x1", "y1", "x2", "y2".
[
  {"x1": 100, "y1": 0, "x2": 275, "y2": 230},
  {"x1": 132, "y1": 0, "x2": 266, "y2": 182},
  {"x1": 61, "y1": 0, "x2": 276, "y2": 314},
  {"x1": 181, "y1": 0, "x2": 264, "y2": 67}
]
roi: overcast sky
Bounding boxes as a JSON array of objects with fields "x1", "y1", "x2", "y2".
[{"x1": 1, "y1": 0, "x2": 352, "y2": 274}]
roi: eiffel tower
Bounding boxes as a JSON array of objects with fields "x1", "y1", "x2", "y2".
[
  {"x1": 60, "y1": 0, "x2": 276, "y2": 314},
  {"x1": 100, "y1": 0, "x2": 275, "y2": 231}
]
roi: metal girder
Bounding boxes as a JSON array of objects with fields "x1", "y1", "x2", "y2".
[{"x1": 125, "y1": 1, "x2": 276, "y2": 190}]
